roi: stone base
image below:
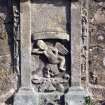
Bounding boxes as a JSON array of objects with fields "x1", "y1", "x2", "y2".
[
  {"x1": 13, "y1": 88, "x2": 38, "y2": 105},
  {"x1": 65, "y1": 86, "x2": 88, "y2": 105},
  {"x1": 38, "y1": 93, "x2": 64, "y2": 105}
]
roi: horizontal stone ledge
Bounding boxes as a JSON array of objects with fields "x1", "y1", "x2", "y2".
[{"x1": 32, "y1": 32, "x2": 70, "y2": 41}]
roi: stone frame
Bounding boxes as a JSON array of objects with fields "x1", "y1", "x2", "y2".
[{"x1": 13, "y1": 0, "x2": 90, "y2": 105}]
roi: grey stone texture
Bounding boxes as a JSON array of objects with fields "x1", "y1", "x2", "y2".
[
  {"x1": 31, "y1": 1, "x2": 67, "y2": 35},
  {"x1": 14, "y1": 88, "x2": 38, "y2": 105},
  {"x1": 71, "y1": 2, "x2": 81, "y2": 86},
  {"x1": 14, "y1": 0, "x2": 71, "y2": 105},
  {"x1": 20, "y1": 2, "x2": 32, "y2": 88},
  {"x1": 88, "y1": 0, "x2": 105, "y2": 102},
  {"x1": 30, "y1": 0, "x2": 70, "y2": 94},
  {"x1": 0, "y1": 0, "x2": 17, "y2": 104},
  {"x1": 65, "y1": 87, "x2": 88, "y2": 105},
  {"x1": 2, "y1": 0, "x2": 105, "y2": 105},
  {"x1": 38, "y1": 93, "x2": 64, "y2": 105},
  {"x1": 31, "y1": 0, "x2": 69, "y2": 40}
]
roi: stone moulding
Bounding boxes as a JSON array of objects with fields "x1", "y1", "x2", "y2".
[
  {"x1": 80, "y1": 0, "x2": 89, "y2": 90},
  {"x1": 31, "y1": 32, "x2": 70, "y2": 41}
]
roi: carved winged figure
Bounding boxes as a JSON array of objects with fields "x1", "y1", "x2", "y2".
[{"x1": 32, "y1": 40, "x2": 69, "y2": 71}]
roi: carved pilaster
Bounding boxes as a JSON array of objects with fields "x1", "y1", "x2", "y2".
[
  {"x1": 13, "y1": 1, "x2": 38, "y2": 105},
  {"x1": 65, "y1": 1, "x2": 89, "y2": 105}
]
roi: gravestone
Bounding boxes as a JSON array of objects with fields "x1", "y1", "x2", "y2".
[
  {"x1": 13, "y1": 0, "x2": 89, "y2": 105},
  {"x1": 0, "y1": 0, "x2": 105, "y2": 105}
]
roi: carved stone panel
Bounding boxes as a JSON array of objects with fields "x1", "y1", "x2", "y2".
[
  {"x1": 30, "y1": 0, "x2": 70, "y2": 93},
  {"x1": 31, "y1": 40, "x2": 70, "y2": 92}
]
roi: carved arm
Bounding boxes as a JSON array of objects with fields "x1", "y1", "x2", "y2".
[{"x1": 32, "y1": 49, "x2": 44, "y2": 54}]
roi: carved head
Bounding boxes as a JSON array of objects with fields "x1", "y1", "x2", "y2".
[{"x1": 37, "y1": 40, "x2": 48, "y2": 50}]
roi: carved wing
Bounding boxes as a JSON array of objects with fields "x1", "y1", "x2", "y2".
[{"x1": 55, "y1": 42, "x2": 69, "y2": 55}]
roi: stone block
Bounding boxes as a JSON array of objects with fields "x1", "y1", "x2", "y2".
[
  {"x1": 65, "y1": 87, "x2": 88, "y2": 105},
  {"x1": 14, "y1": 88, "x2": 38, "y2": 105}
]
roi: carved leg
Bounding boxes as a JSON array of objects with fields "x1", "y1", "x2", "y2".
[
  {"x1": 58, "y1": 56, "x2": 66, "y2": 71},
  {"x1": 44, "y1": 65, "x2": 51, "y2": 78}
]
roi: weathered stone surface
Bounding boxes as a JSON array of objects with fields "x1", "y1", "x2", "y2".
[
  {"x1": 14, "y1": 89, "x2": 38, "y2": 105},
  {"x1": 30, "y1": 0, "x2": 71, "y2": 94},
  {"x1": 0, "y1": 0, "x2": 17, "y2": 104},
  {"x1": 65, "y1": 87, "x2": 88, "y2": 105},
  {"x1": 38, "y1": 93, "x2": 64, "y2": 105},
  {"x1": 92, "y1": 9, "x2": 105, "y2": 24},
  {"x1": 89, "y1": 0, "x2": 105, "y2": 103},
  {"x1": 31, "y1": 0, "x2": 69, "y2": 38},
  {"x1": 71, "y1": 2, "x2": 81, "y2": 86},
  {"x1": 20, "y1": 1, "x2": 32, "y2": 88},
  {"x1": 2, "y1": 0, "x2": 105, "y2": 105},
  {"x1": 31, "y1": 40, "x2": 70, "y2": 92}
]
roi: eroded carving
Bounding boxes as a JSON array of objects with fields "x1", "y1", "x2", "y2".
[
  {"x1": 39, "y1": 94, "x2": 64, "y2": 105},
  {"x1": 13, "y1": 3, "x2": 20, "y2": 75},
  {"x1": 32, "y1": 40, "x2": 68, "y2": 71},
  {"x1": 32, "y1": 74, "x2": 69, "y2": 92},
  {"x1": 81, "y1": 6, "x2": 88, "y2": 87},
  {"x1": 31, "y1": 39, "x2": 70, "y2": 92}
]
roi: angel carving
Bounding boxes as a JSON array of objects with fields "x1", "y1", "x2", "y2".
[{"x1": 32, "y1": 40, "x2": 69, "y2": 71}]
